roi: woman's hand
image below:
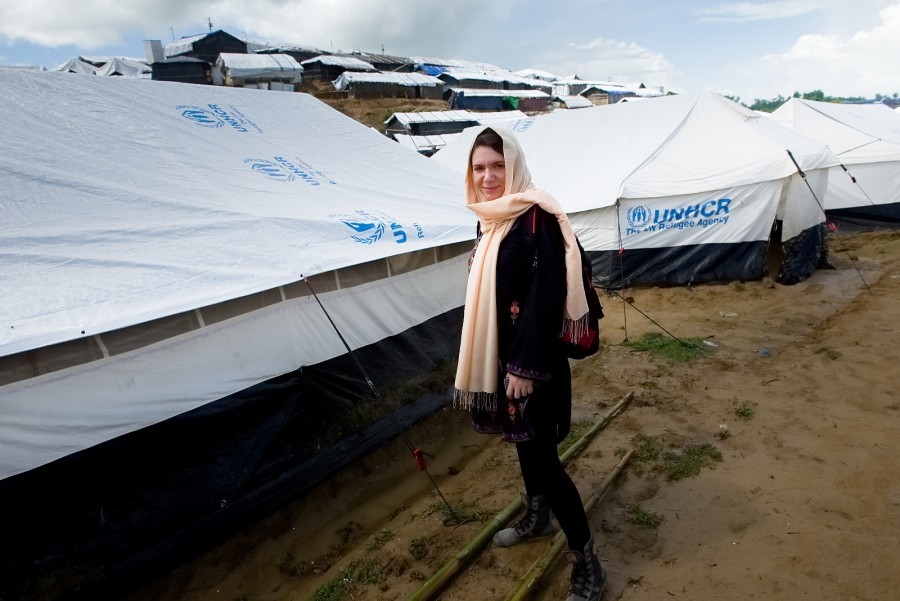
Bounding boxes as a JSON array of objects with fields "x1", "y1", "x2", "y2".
[{"x1": 504, "y1": 373, "x2": 534, "y2": 399}]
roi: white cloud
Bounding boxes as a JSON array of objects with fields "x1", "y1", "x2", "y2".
[
  {"x1": 0, "y1": 0, "x2": 523, "y2": 56},
  {"x1": 751, "y1": 2, "x2": 900, "y2": 97},
  {"x1": 529, "y1": 38, "x2": 679, "y2": 90},
  {"x1": 696, "y1": 0, "x2": 821, "y2": 23}
]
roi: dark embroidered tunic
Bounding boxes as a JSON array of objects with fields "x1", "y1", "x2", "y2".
[{"x1": 494, "y1": 206, "x2": 573, "y2": 441}]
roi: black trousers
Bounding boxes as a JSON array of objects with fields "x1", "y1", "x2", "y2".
[{"x1": 513, "y1": 360, "x2": 591, "y2": 552}]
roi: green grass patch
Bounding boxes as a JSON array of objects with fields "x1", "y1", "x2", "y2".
[
  {"x1": 663, "y1": 443, "x2": 723, "y2": 481},
  {"x1": 557, "y1": 420, "x2": 593, "y2": 455},
  {"x1": 409, "y1": 536, "x2": 431, "y2": 560},
  {"x1": 734, "y1": 403, "x2": 754, "y2": 420},
  {"x1": 366, "y1": 529, "x2": 395, "y2": 551},
  {"x1": 626, "y1": 505, "x2": 664, "y2": 529},
  {"x1": 312, "y1": 559, "x2": 382, "y2": 601},
  {"x1": 622, "y1": 333, "x2": 710, "y2": 363},
  {"x1": 628, "y1": 434, "x2": 722, "y2": 480}
]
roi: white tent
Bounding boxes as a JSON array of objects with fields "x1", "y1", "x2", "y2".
[
  {"x1": 769, "y1": 98, "x2": 900, "y2": 222},
  {"x1": 0, "y1": 68, "x2": 474, "y2": 583},
  {"x1": 94, "y1": 57, "x2": 152, "y2": 78},
  {"x1": 51, "y1": 57, "x2": 97, "y2": 74},
  {"x1": 434, "y1": 90, "x2": 838, "y2": 286}
]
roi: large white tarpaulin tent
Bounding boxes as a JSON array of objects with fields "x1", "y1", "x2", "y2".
[
  {"x1": 434, "y1": 90, "x2": 838, "y2": 286},
  {"x1": 0, "y1": 68, "x2": 474, "y2": 594},
  {"x1": 769, "y1": 98, "x2": 900, "y2": 223}
]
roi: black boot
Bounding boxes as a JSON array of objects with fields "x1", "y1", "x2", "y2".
[
  {"x1": 492, "y1": 493, "x2": 556, "y2": 547},
  {"x1": 564, "y1": 538, "x2": 606, "y2": 601}
]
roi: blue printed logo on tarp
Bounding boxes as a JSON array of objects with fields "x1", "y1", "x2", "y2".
[
  {"x1": 627, "y1": 205, "x2": 652, "y2": 228},
  {"x1": 342, "y1": 220, "x2": 386, "y2": 245},
  {"x1": 177, "y1": 104, "x2": 262, "y2": 133},
  {"x1": 245, "y1": 159, "x2": 293, "y2": 182},
  {"x1": 507, "y1": 119, "x2": 535, "y2": 133},
  {"x1": 624, "y1": 198, "x2": 733, "y2": 236},
  {"x1": 244, "y1": 156, "x2": 337, "y2": 185},
  {"x1": 331, "y1": 210, "x2": 425, "y2": 245},
  {"x1": 179, "y1": 106, "x2": 223, "y2": 128}
]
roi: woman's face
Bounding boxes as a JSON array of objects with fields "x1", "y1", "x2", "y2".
[{"x1": 470, "y1": 145, "x2": 506, "y2": 201}]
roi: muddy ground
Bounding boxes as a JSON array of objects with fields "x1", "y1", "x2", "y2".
[{"x1": 128, "y1": 228, "x2": 900, "y2": 601}]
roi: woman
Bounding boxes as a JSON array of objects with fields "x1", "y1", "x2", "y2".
[{"x1": 453, "y1": 127, "x2": 605, "y2": 601}]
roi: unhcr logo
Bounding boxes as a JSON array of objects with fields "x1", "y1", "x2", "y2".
[
  {"x1": 177, "y1": 104, "x2": 260, "y2": 133},
  {"x1": 627, "y1": 205, "x2": 652, "y2": 228},
  {"x1": 342, "y1": 220, "x2": 386, "y2": 245},
  {"x1": 244, "y1": 159, "x2": 293, "y2": 182},
  {"x1": 331, "y1": 210, "x2": 425, "y2": 245},
  {"x1": 507, "y1": 119, "x2": 535, "y2": 133},
  {"x1": 178, "y1": 105, "x2": 224, "y2": 128},
  {"x1": 625, "y1": 198, "x2": 732, "y2": 236}
]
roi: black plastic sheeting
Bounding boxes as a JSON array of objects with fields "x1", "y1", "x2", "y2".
[
  {"x1": 777, "y1": 223, "x2": 828, "y2": 285},
  {"x1": 0, "y1": 307, "x2": 463, "y2": 600},
  {"x1": 826, "y1": 202, "x2": 900, "y2": 231},
  {"x1": 589, "y1": 240, "x2": 769, "y2": 289},
  {"x1": 589, "y1": 223, "x2": 831, "y2": 289}
]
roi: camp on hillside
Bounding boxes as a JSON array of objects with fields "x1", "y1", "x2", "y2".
[
  {"x1": 0, "y1": 68, "x2": 475, "y2": 597},
  {"x1": 433, "y1": 90, "x2": 839, "y2": 287},
  {"x1": 769, "y1": 98, "x2": 900, "y2": 225}
]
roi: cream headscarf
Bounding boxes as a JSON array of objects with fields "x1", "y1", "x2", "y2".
[{"x1": 453, "y1": 127, "x2": 589, "y2": 409}]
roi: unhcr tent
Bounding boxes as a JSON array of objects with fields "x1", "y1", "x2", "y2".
[
  {"x1": 770, "y1": 98, "x2": 900, "y2": 224},
  {"x1": 0, "y1": 69, "x2": 474, "y2": 595},
  {"x1": 434, "y1": 90, "x2": 838, "y2": 287}
]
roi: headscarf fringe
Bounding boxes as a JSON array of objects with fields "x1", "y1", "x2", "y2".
[
  {"x1": 452, "y1": 388, "x2": 498, "y2": 411},
  {"x1": 562, "y1": 313, "x2": 591, "y2": 341}
]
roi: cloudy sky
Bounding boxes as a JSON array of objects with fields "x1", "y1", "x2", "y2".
[{"x1": 2, "y1": 0, "x2": 899, "y2": 103}]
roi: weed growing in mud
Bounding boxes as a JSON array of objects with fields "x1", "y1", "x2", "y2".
[
  {"x1": 628, "y1": 434, "x2": 722, "y2": 481},
  {"x1": 629, "y1": 433, "x2": 663, "y2": 477},
  {"x1": 815, "y1": 346, "x2": 842, "y2": 360},
  {"x1": 366, "y1": 529, "x2": 395, "y2": 551},
  {"x1": 735, "y1": 402, "x2": 755, "y2": 420},
  {"x1": 312, "y1": 559, "x2": 381, "y2": 601},
  {"x1": 409, "y1": 536, "x2": 431, "y2": 560},
  {"x1": 558, "y1": 420, "x2": 593, "y2": 455},
  {"x1": 626, "y1": 505, "x2": 664, "y2": 529},
  {"x1": 427, "y1": 501, "x2": 488, "y2": 523},
  {"x1": 633, "y1": 433, "x2": 663, "y2": 462},
  {"x1": 622, "y1": 332, "x2": 710, "y2": 363},
  {"x1": 663, "y1": 443, "x2": 723, "y2": 481}
]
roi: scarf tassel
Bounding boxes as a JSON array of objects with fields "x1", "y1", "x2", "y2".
[
  {"x1": 452, "y1": 388, "x2": 498, "y2": 411},
  {"x1": 562, "y1": 313, "x2": 591, "y2": 342}
]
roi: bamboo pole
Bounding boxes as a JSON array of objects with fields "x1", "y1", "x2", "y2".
[
  {"x1": 405, "y1": 391, "x2": 634, "y2": 601},
  {"x1": 503, "y1": 448, "x2": 635, "y2": 601}
]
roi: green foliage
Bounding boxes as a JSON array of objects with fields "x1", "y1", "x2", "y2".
[
  {"x1": 622, "y1": 333, "x2": 709, "y2": 363},
  {"x1": 312, "y1": 559, "x2": 382, "y2": 601},
  {"x1": 557, "y1": 420, "x2": 593, "y2": 455},
  {"x1": 626, "y1": 505, "x2": 664, "y2": 529},
  {"x1": 745, "y1": 89, "x2": 885, "y2": 112},
  {"x1": 409, "y1": 536, "x2": 431, "y2": 560},
  {"x1": 735, "y1": 402, "x2": 754, "y2": 420},
  {"x1": 366, "y1": 529, "x2": 395, "y2": 551},
  {"x1": 663, "y1": 443, "x2": 723, "y2": 481}
]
